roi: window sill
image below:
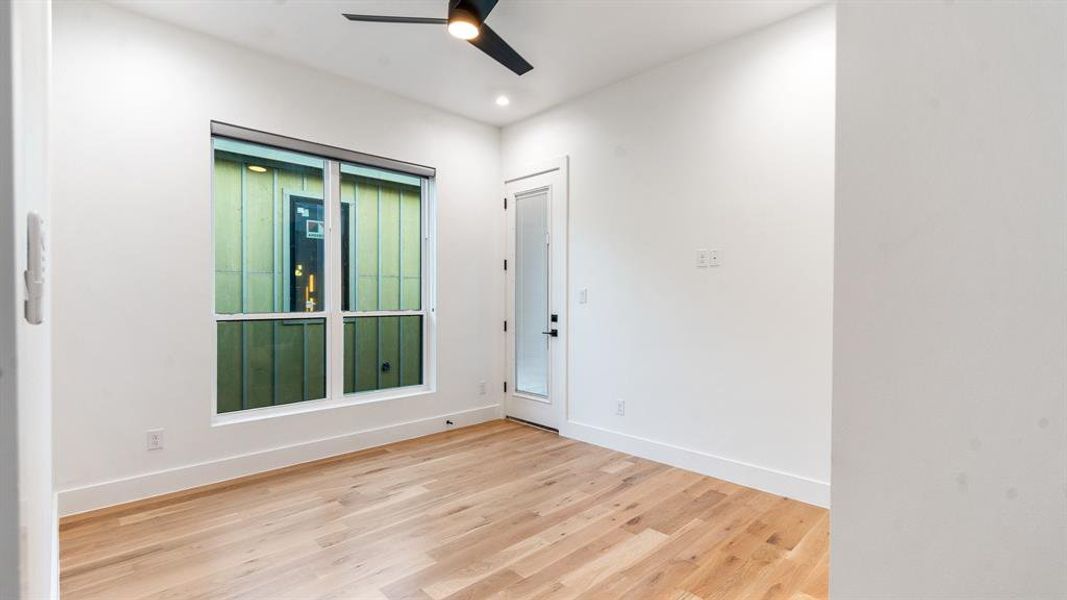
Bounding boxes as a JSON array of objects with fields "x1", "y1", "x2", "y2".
[{"x1": 211, "y1": 385, "x2": 434, "y2": 427}]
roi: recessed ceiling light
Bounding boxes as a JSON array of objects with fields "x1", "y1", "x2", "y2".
[
  {"x1": 248, "y1": 165, "x2": 267, "y2": 173},
  {"x1": 495, "y1": 95, "x2": 511, "y2": 107}
]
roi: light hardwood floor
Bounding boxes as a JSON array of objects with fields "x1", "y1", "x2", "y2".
[{"x1": 60, "y1": 420, "x2": 828, "y2": 600}]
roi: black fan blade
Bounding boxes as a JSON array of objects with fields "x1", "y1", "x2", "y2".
[
  {"x1": 343, "y1": 14, "x2": 447, "y2": 24},
  {"x1": 468, "y1": 23, "x2": 533, "y2": 76},
  {"x1": 458, "y1": 0, "x2": 500, "y2": 21}
]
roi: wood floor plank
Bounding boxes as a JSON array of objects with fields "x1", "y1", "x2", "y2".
[{"x1": 60, "y1": 420, "x2": 828, "y2": 600}]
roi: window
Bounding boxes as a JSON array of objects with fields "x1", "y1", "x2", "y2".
[
  {"x1": 339, "y1": 165, "x2": 425, "y2": 393},
  {"x1": 212, "y1": 124, "x2": 434, "y2": 416}
]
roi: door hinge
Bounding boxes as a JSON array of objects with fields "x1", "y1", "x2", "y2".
[
  {"x1": 504, "y1": 381, "x2": 508, "y2": 393},
  {"x1": 504, "y1": 197, "x2": 507, "y2": 210},
  {"x1": 504, "y1": 259, "x2": 508, "y2": 271},
  {"x1": 503, "y1": 320, "x2": 508, "y2": 332}
]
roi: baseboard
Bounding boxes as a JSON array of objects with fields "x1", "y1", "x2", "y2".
[
  {"x1": 58, "y1": 404, "x2": 501, "y2": 517},
  {"x1": 560, "y1": 420, "x2": 830, "y2": 508}
]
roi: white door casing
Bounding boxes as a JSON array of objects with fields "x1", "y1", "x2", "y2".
[{"x1": 1, "y1": 0, "x2": 57, "y2": 597}]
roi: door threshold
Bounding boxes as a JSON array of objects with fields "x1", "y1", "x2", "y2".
[{"x1": 505, "y1": 416, "x2": 559, "y2": 434}]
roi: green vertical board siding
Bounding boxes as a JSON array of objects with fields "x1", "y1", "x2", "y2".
[
  {"x1": 399, "y1": 316, "x2": 423, "y2": 387},
  {"x1": 275, "y1": 321, "x2": 305, "y2": 404},
  {"x1": 378, "y1": 316, "x2": 401, "y2": 389},
  {"x1": 342, "y1": 316, "x2": 420, "y2": 394},
  {"x1": 341, "y1": 178, "x2": 357, "y2": 312},
  {"x1": 214, "y1": 159, "x2": 242, "y2": 313},
  {"x1": 304, "y1": 170, "x2": 323, "y2": 196},
  {"x1": 216, "y1": 322, "x2": 243, "y2": 413},
  {"x1": 216, "y1": 319, "x2": 325, "y2": 413},
  {"x1": 213, "y1": 149, "x2": 323, "y2": 315},
  {"x1": 246, "y1": 168, "x2": 275, "y2": 313},
  {"x1": 400, "y1": 187, "x2": 422, "y2": 310},
  {"x1": 306, "y1": 321, "x2": 326, "y2": 400},
  {"x1": 379, "y1": 186, "x2": 401, "y2": 310},
  {"x1": 353, "y1": 317, "x2": 379, "y2": 392},
  {"x1": 355, "y1": 179, "x2": 380, "y2": 311},
  {"x1": 245, "y1": 321, "x2": 275, "y2": 409},
  {"x1": 277, "y1": 170, "x2": 304, "y2": 313},
  {"x1": 343, "y1": 319, "x2": 356, "y2": 393},
  {"x1": 349, "y1": 176, "x2": 420, "y2": 313}
]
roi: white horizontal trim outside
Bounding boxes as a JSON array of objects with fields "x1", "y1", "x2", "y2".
[
  {"x1": 58, "y1": 405, "x2": 502, "y2": 517},
  {"x1": 559, "y1": 420, "x2": 830, "y2": 508},
  {"x1": 340, "y1": 310, "x2": 426, "y2": 318},
  {"x1": 215, "y1": 312, "x2": 327, "y2": 321}
]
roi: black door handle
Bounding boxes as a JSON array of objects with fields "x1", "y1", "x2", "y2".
[{"x1": 541, "y1": 329, "x2": 559, "y2": 337}]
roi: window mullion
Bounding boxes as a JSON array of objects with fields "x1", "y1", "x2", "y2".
[{"x1": 327, "y1": 160, "x2": 344, "y2": 401}]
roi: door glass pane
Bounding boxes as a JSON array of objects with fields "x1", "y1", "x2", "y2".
[
  {"x1": 216, "y1": 318, "x2": 327, "y2": 414},
  {"x1": 340, "y1": 165, "x2": 422, "y2": 312},
  {"x1": 515, "y1": 189, "x2": 549, "y2": 397},
  {"x1": 343, "y1": 315, "x2": 423, "y2": 393},
  {"x1": 213, "y1": 138, "x2": 325, "y2": 314}
]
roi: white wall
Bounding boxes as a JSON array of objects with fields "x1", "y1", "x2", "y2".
[
  {"x1": 833, "y1": 2, "x2": 1067, "y2": 597},
  {"x1": 502, "y1": 6, "x2": 835, "y2": 506},
  {"x1": 52, "y1": 1, "x2": 503, "y2": 515}
]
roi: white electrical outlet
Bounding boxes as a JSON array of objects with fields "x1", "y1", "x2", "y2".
[
  {"x1": 615, "y1": 400, "x2": 626, "y2": 416},
  {"x1": 578, "y1": 288, "x2": 588, "y2": 304},
  {"x1": 697, "y1": 248, "x2": 721, "y2": 268},
  {"x1": 146, "y1": 429, "x2": 164, "y2": 451},
  {"x1": 478, "y1": 380, "x2": 487, "y2": 395}
]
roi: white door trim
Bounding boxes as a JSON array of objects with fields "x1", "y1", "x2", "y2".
[
  {"x1": 504, "y1": 156, "x2": 569, "y2": 429},
  {"x1": 3, "y1": 0, "x2": 57, "y2": 597}
]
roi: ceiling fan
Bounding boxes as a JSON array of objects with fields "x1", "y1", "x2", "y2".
[{"x1": 342, "y1": 0, "x2": 533, "y2": 76}]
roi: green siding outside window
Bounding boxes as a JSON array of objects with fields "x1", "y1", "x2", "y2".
[
  {"x1": 213, "y1": 135, "x2": 429, "y2": 415},
  {"x1": 217, "y1": 319, "x2": 327, "y2": 414},
  {"x1": 342, "y1": 316, "x2": 423, "y2": 394},
  {"x1": 340, "y1": 174, "x2": 422, "y2": 312},
  {"x1": 213, "y1": 140, "x2": 325, "y2": 315}
]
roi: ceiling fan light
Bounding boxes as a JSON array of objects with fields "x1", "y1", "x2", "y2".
[{"x1": 447, "y1": 18, "x2": 479, "y2": 40}]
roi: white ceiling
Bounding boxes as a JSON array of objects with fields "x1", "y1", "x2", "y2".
[{"x1": 109, "y1": 0, "x2": 821, "y2": 126}]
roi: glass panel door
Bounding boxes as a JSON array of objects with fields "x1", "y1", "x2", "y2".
[{"x1": 515, "y1": 188, "x2": 550, "y2": 397}]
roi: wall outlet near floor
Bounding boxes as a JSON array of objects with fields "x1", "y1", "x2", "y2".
[
  {"x1": 697, "y1": 248, "x2": 721, "y2": 268},
  {"x1": 615, "y1": 399, "x2": 626, "y2": 416},
  {"x1": 578, "y1": 288, "x2": 589, "y2": 304},
  {"x1": 696, "y1": 249, "x2": 711, "y2": 268},
  {"x1": 478, "y1": 380, "x2": 487, "y2": 395},
  {"x1": 146, "y1": 429, "x2": 164, "y2": 451}
]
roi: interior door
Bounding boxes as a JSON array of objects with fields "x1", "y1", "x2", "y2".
[{"x1": 505, "y1": 162, "x2": 567, "y2": 430}]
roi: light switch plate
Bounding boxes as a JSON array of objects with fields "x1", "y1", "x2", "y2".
[{"x1": 696, "y1": 249, "x2": 710, "y2": 268}]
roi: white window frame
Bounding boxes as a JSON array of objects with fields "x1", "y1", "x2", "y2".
[{"x1": 210, "y1": 123, "x2": 437, "y2": 426}]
